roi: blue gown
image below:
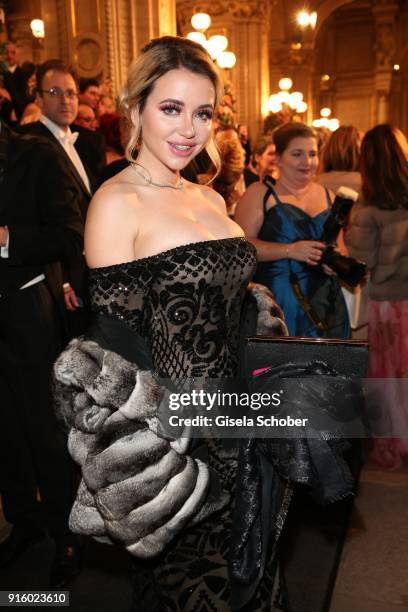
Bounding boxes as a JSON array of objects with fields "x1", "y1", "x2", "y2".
[{"x1": 255, "y1": 183, "x2": 350, "y2": 338}]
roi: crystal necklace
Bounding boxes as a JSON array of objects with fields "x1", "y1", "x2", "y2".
[{"x1": 131, "y1": 163, "x2": 183, "y2": 189}]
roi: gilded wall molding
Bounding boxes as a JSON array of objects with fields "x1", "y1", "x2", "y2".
[
  {"x1": 103, "y1": 0, "x2": 116, "y2": 86},
  {"x1": 177, "y1": 0, "x2": 272, "y2": 30}
]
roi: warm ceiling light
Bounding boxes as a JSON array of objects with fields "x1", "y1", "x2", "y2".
[
  {"x1": 267, "y1": 96, "x2": 282, "y2": 114},
  {"x1": 191, "y1": 12, "x2": 211, "y2": 32},
  {"x1": 297, "y1": 11, "x2": 310, "y2": 27},
  {"x1": 279, "y1": 77, "x2": 293, "y2": 91},
  {"x1": 309, "y1": 12, "x2": 317, "y2": 28},
  {"x1": 328, "y1": 118, "x2": 340, "y2": 131},
  {"x1": 30, "y1": 18, "x2": 45, "y2": 39},
  {"x1": 207, "y1": 35, "x2": 228, "y2": 53},
  {"x1": 393, "y1": 64, "x2": 400, "y2": 71},
  {"x1": 217, "y1": 51, "x2": 236, "y2": 69},
  {"x1": 186, "y1": 31, "x2": 207, "y2": 46},
  {"x1": 291, "y1": 42, "x2": 302, "y2": 50},
  {"x1": 321, "y1": 74, "x2": 331, "y2": 82},
  {"x1": 320, "y1": 107, "x2": 331, "y2": 118},
  {"x1": 312, "y1": 116, "x2": 339, "y2": 131},
  {"x1": 277, "y1": 90, "x2": 291, "y2": 105},
  {"x1": 297, "y1": 101, "x2": 308, "y2": 113},
  {"x1": 206, "y1": 35, "x2": 229, "y2": 59},
  {"x1": 290, "y1": 91, "x2": 303, "y2": 105}
]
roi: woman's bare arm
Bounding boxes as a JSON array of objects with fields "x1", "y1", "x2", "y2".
[
  {"x1": 235, "y1": 183, "x2": 325, "y2": 264},
  {"x1": 85, "y1": 183, "x2": 140, "y2": 268}
]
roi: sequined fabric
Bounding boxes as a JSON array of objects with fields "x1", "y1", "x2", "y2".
[
  {"x1": 90, "y1": 237, "x2": 257, "y2": 380},
  {"x1": 90, "y1": 237, "x2": 266, "y2": 611}
]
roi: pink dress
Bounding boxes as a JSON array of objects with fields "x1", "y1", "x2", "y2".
[{"x1": 368, "y1": 299, "x2": 408, "y2": 469}]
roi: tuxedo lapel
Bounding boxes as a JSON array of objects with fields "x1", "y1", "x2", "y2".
[{"x1": 32, "y1": 122, "x2": 91, "y2": 200}]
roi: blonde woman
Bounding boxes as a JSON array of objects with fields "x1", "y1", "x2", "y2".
[{"x1": 53, "y1": 36, "x2": 279, "y2": 611}]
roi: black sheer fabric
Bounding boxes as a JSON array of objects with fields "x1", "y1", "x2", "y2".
[
  {"x1": 89, "y1": 238, "x2": 278, "y2": 611},
  {"x1": 90, "y1": 237, "x2": 257, "y2": 380}
]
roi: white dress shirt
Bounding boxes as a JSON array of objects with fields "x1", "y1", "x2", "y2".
[{"x1": 40, "y1": 114, "x2": 91, "y2": 193}]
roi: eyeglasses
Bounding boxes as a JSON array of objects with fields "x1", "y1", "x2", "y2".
[{"x1": 38, "y1": 87, "x2": 79, "y2": 100}]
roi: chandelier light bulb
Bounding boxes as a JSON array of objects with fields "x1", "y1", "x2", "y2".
[
  {"x1": 297, "y1": 11, "x2": 310, "y2": 28},
  {"x1": 289, "y1": 91, "x2": 303, "y2": 107},
  {"x1": 277, "y1": 90, "x2": 291, "y2": 105},
  {"x1": 320, "y1": 107, "x2": 332, "y2": 118},
  {"x1": 206, "y1": 36, "x2": 228, "y2": 59},
  {"x1": 296, "y1": 101, "x2": 308, "y2": 113},
  {"x1": 186, "y1": 31, "x2": 207, "y2": 46},
  {"x1": 309, "y1": 12, "x2": 317, "y2": 28},
  {"x1": 30, "y1": 18, "x2": 45, "y2": 39},
  {"x1": 278, "y1": 77, "x2": 293, "y2": 91},
  {"x1": 207, "y1": 35, "x2": 228, "y2": 53},
  {"x1": 191, "y1": 12, "x2": 211, "y2": 32},
  {"x1": 393, "y1": 64, "x2": 400, "y2": 71},
  {"x1": 217, "y1": 51, "x2": 236, "y2": 69},
  {"x1": 328, "y1": 118, "x2": 340, "y2": 131},
  {"x1": 267, "y1": 96, "x2": 283, "y2": 113}
]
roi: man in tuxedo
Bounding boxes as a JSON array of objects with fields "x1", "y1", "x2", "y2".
[
  {"x1": 21, "y1": 59, "x2": 104, "y2": 336},
  {"x1": 0, "y1": 120, "x2": 84, "y2": 586},
  {"x1": 1, "y1": 42, "x2": 28, "y2": 120}
]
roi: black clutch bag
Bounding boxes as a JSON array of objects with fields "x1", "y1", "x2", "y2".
[{"x1": 244, "y1": 336, "x2": 368, "y2": 378}]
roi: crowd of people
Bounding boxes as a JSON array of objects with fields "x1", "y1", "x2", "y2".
[{"x1": 1, "y1": 35, "x2": 408, "y2": 611}]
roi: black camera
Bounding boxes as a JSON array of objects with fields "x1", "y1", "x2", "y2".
[{"x1": 320, "y1": 187, "x2": 367, "y2": 287}]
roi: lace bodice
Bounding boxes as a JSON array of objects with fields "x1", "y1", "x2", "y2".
[{"x1": 89, "y1": 237, "x2": 257, "y2": 379}]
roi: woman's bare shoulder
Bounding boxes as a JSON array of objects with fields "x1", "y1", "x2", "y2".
[
  {"x1": 184, "y1": 180, "x2": 227, "y2": 211},
  {"x1": 85, "y1": 179, "x2": 140, "y2": 268},
  {"x1": 90, "y1": 171, "x2": 143, "y2": 216},
  {"x1": 236, "y1": 181, "x2": 268, "y2": 210},
  {"x1": 311, "y1": 180, "x2": 331, "y2": 198}
]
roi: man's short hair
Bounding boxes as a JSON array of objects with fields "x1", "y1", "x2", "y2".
[
  {"x1": 78, "y1": 101, "x2": 95, "y2": 112},
  {"x1": 79, "y1": 78, "x2": 100, "y2": 94},
  {"x1": 36, "y1": 60, "x2": 78, "y2": 92}
]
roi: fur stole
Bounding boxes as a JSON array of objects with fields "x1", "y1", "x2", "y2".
[{"x1": 53, "y1": 283, "x2": 287, "y2": 558}]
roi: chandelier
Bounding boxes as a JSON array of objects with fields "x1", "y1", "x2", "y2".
[
  {"x1": 267, "y1": 78, "x2": 308, "y2": 115},
  {"x1": 312, "y1": 108, "x2": 340, "y2": 131},
  {"x1": 187, "y1": 13, "x2": 236, "y2": 69}
]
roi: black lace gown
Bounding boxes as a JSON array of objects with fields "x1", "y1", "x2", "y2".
[{"x1": 89, "y1": 238, "x2": 274, "y2": 611}]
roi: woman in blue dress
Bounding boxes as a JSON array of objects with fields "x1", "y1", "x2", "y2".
[{"x1": 235, "y1": 122, "x2": 350, "y2": 338}]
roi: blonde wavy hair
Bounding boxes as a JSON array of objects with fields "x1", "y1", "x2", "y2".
[{"x1": 120, "y1": 36, "x2": 223, "y2": 178}]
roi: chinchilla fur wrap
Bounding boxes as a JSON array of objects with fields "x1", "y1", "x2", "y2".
[{"x1": 53, "y1": 283, "x2": 287, "y2": 558}]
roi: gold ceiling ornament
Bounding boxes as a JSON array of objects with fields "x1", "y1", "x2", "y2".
[{"x1": 177, "y1": 1, "x2": 273, "y2": 22}]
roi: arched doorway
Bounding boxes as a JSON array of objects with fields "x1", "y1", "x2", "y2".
[{"x1": 312, "y1": 1, "x2": 376, "y2": 131}]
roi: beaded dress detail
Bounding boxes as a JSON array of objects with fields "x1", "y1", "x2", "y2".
[
  {"x1": 90, "y1": 237, "x2": 256, "y2": 380},
  {"x1": 89, "y1": 238, "x2": 273, "y2": 612}
]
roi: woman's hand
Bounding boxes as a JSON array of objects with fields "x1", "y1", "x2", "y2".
[
  {"x1": 63, "y1": 284, "x2": 80, "y2": 311},
  {"x1": 288, "y1": 241, "x2": 325, "y2": 265}
]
